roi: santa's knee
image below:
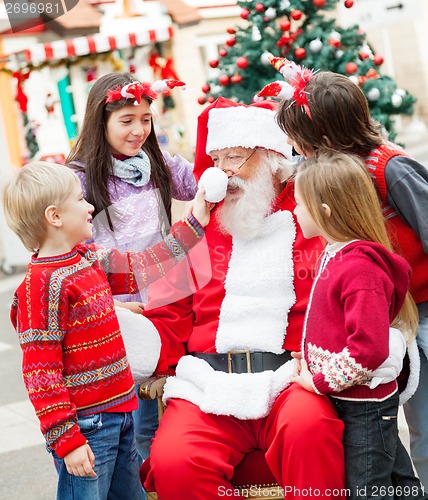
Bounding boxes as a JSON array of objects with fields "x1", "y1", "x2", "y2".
[
  {"x1": 276, "y1": 386, "x2": 343, "y2": 445},
  {"x1": 150, "y1": 431, "x2": 201, "y2": 488}
]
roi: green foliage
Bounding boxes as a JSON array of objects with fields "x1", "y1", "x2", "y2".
[{"x1": 200, "y1": 0, "x2": 416, "y2": 141}]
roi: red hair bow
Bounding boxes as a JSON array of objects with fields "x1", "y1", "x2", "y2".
[
  {"x1": 105, "y1": 79, "x2": 186, "y2": 106},
  {"x1": 258, "y1": 55, "x2": 314, "y2": 118}
]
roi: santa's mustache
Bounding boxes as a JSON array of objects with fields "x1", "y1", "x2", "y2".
[{"x1": 227, "y1": 176, "x2": 247, "y2": 190}]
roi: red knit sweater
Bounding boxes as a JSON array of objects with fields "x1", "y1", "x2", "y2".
[
  {"x1": 366, "y1": 142, "x2": 428, "y2": 304},
  {"x1": 10, "y1": 216, "x2": 204, "y2": 458},
  {"x1": 304, "y1": 240, "x2": 411, "y2": 401}
]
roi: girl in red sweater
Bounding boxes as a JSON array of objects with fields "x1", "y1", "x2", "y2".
[{"x1": 291, "y1": 151, "x2": 426, "y2": 499}]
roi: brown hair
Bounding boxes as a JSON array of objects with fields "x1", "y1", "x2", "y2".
[
  {"x1": 277, "y1": 71, "x2": 383, "y2": 157},
  {"x1": 295, "y1": 151, "x2": 418, "y2": 340},
  {"x1": 67, "y1": 72, "x2": 172, "y2": 232}
]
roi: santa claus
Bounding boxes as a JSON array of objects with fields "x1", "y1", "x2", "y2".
[{"x1": 140, "y1": 97, "x2": 346, "y2": 498}]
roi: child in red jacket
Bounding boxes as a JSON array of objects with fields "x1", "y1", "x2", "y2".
[{"x1": 292, "y1": 151, "x2": 425, "y2": 499}]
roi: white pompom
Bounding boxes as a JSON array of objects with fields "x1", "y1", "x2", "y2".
[
  {"x1": 151, "y1": 80, "x2": 168, "y2": 93},
  {"x1": 198, "y1": 167, "x2": 229, "y2": 203},
  {"x1": 280, "y1": 62, "x2": 299, "y2": 81},
  {"x1": 279, "y1": 82, "x2": 294, "y2": 100}
]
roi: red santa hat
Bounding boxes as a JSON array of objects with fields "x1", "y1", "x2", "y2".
[{"x1": 193, "y1": 96, "x2": 292, "y2": 181}]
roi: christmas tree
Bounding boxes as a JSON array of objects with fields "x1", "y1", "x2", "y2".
[{"x1": 198, "y1": 0, "x2": 415, "y2": 141}]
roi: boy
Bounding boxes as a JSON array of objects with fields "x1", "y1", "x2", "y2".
[{"x1": 2, "y1": 161, "x2": 209, "y2": 500}]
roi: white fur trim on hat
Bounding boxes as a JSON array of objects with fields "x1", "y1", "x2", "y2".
[
  {"x1": 399, "y1": 338, "x2": 420, "y2": 406},
  {"x1": 206, "y1": 106, "x2": 291, "y2": 158}
]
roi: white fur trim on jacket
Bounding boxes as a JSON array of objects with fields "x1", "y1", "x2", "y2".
[
  {"x1": 399, "y1": 338, "x2": 420, "y2": 406},
  {"x1": 369, "y1": 327, "x2": 406, "y2": 389},
  {"x1": 163, "y1": 355, "x2": 295, "y2": 419},
  {"x1": 115, "y1": 306, "x2": 161, "y2": 385},
  {"x1": 206, "y1": 107, "x2": 292, "y2": 158},
  {"x1": 216, "y1": 211, "x2": 296, "y2": 354},
  {"x1": 163, "y1": 211, "x2": 297, "y2": 419}
]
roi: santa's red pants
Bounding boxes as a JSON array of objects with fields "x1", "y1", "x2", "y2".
[{"x1": 147, "y1": 383, "x2": 345, "y2": 499}]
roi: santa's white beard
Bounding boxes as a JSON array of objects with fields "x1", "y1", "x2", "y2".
[{"x1": 217, "y1": 161, "x2": 276, "y2": 240}]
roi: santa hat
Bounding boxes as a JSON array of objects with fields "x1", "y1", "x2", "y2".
[{"x1": 193, "y1": 97, "x2": 292, "y2": 181}]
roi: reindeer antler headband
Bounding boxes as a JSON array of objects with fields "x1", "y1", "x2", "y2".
[
  {"x1": 105, "y1": 79, "x2": 186, "y2": 106},
  {"x1": 258, "y1": 56, "x2": 314, "y2": 118}
]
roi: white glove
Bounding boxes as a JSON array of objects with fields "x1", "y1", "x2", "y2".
[{"x1": 369, "y1": 327, "x2": 406, "y2": 389}]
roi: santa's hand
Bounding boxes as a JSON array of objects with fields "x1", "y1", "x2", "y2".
[{"x1": 114, "y1": 300, "x2": 145, "y2": 314}]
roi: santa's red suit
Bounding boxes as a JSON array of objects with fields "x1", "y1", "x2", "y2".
[{"x1": 141, "y1": 98, "x2": 346, "y2": 499}]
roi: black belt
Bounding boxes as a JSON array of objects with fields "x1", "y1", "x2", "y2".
[{"x1": 193, "y1": 350, "x2": 293, "y2": 374}]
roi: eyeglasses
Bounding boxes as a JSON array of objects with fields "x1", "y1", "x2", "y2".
[{"x1": 212, "y1": 147, "x2": 258, "y2": 174}]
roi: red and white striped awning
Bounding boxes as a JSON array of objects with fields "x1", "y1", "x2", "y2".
[{"x1": 11, "y1": 25, "x2": 173, "y2": 67}]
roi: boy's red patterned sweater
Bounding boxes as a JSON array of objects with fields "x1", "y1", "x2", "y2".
[{"x1": 10, "y1": 216, "x2": 204, "y2": 458}]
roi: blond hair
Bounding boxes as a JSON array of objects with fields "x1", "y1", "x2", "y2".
[
  {"x1": 2, "y1": 161, "x2": 79, "y2": 252},
  {"x1": 295, "y1": 151, "x2": 418, "y2": 340}
]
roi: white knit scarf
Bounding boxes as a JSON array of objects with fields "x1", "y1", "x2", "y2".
[{"x1": 112, "y1": 149, "x2": 151, "y2": 187}]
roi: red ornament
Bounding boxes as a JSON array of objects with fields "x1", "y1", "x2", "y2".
[
  {"x1": 86, "y1": 68, "x2": 97, "y2": 82},
  {"x1": 236, "y1": 56, "x2": 249, "y2": 69},
  {"x1": 219, "y1": 48, "x2": 227, "y2": 57},
  {"x1": 313, "y1": 0, "x2": 326, "y2": 6},
  {"x1": 359, "y1": 52, "x2": 369, "y2": 60},
  {"x1": 277, "y1": 37, "x2": 287, "y2": 48},
  {"x1": 209, "y1": 59, "x2": 219, "y2": 68},
  {"x1": 226, "y1": 37, "x2": 236, "y2": 47},
  {"x1": 241, "y1": 8, "x2": 250, "y2": 19},
  {"x1": 219, "y1": 74, "x2": 231, "y2": 86},
  {"x1": 280, "y1": 19, "x2": 291, "y2": 31},
  {"x1": 227, "y1": 27, "x2": 236, "y2": 34},
  {"x1": 255, "y1": 2, "x2": 265, "y2": 12},
  {"x1": 345, "y1": 62, "x2": 358, "y2": 75},
  {"x1": 295, "y1": 47, "x2": 306, "y2": 59},
  {"x1": 328, "y1": 38, "x2": 341, "y2": 48},
  {"x1": 231, "y1": 74, "x2": 243, "y2": 84},
  {"x1": 291, "y1": 10, "x2": 302, "y2": 20},
  {"x1": 373, "y1": 55, "x2": 384, "y2": 66},
  {"x1": 198, "y1": 96, "x2": 207, "y2": 105},
  {"x1": 344, "y1": 0, "x2": 354, "y2": 7},
  {"x1": 202, "y1": 84, "x2": 210, "y2": 93},
  {"x1": 208, "y1": 96, "x2": 215, "y2": 103}
]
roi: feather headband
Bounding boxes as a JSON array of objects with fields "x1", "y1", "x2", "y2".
[
  {"x1": 258, "y1": 56, "x2": 314, "y2": 118},
  {"x1": 105, "y1": 79, "x2": 186, "y2": 106}
]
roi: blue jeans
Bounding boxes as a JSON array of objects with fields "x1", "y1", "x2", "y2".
[
  {"x1": 332, "y1": 392, "x2": 425, "y2": 500},
  {"x1": 53, "y1": 412, "x2": 143, "y2": 500},
  {"x1": 405, "y1": 308, "x2": 428, "y2": 490},
  {"x1": 133, "y1": 388, "x2": 158, "y2": 463}
]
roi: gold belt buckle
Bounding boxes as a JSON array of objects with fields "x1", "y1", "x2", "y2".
[{"x1": 227, "y1": 350, "x2": 252, "y2": 373}]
